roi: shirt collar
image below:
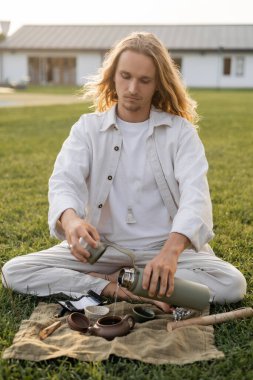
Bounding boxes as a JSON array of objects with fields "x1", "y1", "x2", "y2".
[{"x1": 100, "y1": 104, "x2": 173, "y2": 132}]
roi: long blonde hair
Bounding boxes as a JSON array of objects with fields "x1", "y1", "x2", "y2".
[{"x1": 83, "y1": 32, "x2": 199, "y2": 125}]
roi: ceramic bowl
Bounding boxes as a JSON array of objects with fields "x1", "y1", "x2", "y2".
[
  {"x1": 132, "y1": 306, "x2": 155, "y2": 323},
  {"x1": 67, "y1": 312, "x2": 90, "y2": 332},
  {"x1": 84, "y1": 305, "x2": 110, "y2": 322}
]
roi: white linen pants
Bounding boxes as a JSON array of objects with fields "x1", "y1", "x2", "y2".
[{"x1": 1, "y1": 240, "x2": 247, "y2": 304}]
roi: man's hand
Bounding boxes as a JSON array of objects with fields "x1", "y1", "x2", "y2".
[
  {"x1": 142, "y1": 233, "x2": 190, "y2": 298},
  {"x1": 60, "y1": 208, "x2": 100, "y2": 262}
]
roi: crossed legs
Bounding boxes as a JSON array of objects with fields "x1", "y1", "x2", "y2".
[{"x1": 1, "y1": 241, "x2": 247, "y2": 307}]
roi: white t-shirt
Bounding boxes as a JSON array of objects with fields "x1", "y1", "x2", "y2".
[{"x1": 97, "y1": 117, "x2": 171, "y2": 250}]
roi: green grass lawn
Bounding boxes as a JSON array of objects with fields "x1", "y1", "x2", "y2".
[
  {"x1": 0, "y1": 90, "x2": 253, "y2": 379},
  {"x1": 16, "y1": 84, "x2": 81, "y2": 95}
]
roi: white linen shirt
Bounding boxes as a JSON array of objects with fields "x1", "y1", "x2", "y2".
[
  {"x1": 97, "y1": 117, "x2": 173, "y2": 249},
  {"x1": 48, "y1": 105, "x2": 214, "y2": 252}
]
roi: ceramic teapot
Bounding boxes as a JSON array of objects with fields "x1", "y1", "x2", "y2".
[{"x1": 88, "y1": 314, "x2": 135, "y2": 340}]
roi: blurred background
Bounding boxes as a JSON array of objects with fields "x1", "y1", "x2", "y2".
[{"x1": 0, "y1": 0, "x2": 253, "y2": 92}]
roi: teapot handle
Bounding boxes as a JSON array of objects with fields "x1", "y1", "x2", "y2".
[{"x1": 123, "y1": 314, "x2": 135, "y2": 330}]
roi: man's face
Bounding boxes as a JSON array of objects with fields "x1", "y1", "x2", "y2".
[{"x1": 114, "y1": 50, "x2": 157, "y2": 122}]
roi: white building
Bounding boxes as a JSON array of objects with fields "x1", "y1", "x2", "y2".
[{"x1": 0, "y1": 24, "x2": 252, "y2": 88}]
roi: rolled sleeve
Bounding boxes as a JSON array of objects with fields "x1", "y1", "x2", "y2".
[
  {"x1": 48, "y1": 116, "x2": 90, "y2": 240},
  {"x1": 171, "y1": 123, "x2": 214, "y2": 251}
]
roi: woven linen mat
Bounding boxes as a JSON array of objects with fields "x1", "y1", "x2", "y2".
[{"x1": 2, "y1": 301, "x2": 224, "y2": 364}]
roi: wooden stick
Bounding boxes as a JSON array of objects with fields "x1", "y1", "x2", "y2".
[
  {"x1": 167, "y1": 307, "x2": 253, "y2": 331},
  {"x1": 39, "y1": 320, "x2": 62, "y2": 340}
]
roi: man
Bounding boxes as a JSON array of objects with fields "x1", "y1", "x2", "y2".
[{"x1": 2, "y1": 32, "x2": 246, "y2": 310}]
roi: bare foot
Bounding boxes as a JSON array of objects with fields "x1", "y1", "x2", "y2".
[
  {"x1": 151, "y1": 300, "x2": 175, "y2": 313},
  {"x1": 89, "y1": 271, "x2": 174, "y2": 313},
  {"x1": 88, "y1": 270, "x2": 121, "y2": 283},
  {"x1": 101, "y1": 282, "x2": 174, "y2": 314}
]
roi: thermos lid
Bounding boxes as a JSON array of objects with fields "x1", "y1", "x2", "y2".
[{"x1": 118, "y1": 267, "x2": 136, "y2": 288}]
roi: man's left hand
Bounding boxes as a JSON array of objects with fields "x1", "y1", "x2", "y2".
[{"x1": 142, "y1": 232, "x2": 190, "y2": 298}]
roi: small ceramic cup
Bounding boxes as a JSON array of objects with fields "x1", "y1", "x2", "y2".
[
  {"x1": 132, "y1": 306, "x2": 155, "y2": 323},
  {"x1": 67, "y1": 312, "x2": 90, "y2": 332},
  {"x1": 84, "y1": 305, "x2": 110, "y2": 323}
]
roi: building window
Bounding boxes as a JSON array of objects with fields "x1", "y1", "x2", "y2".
[
  {"x1": 173, "y1": 57, "x2": 182, "y2": 72},
  {"x1": 223, "y1": 57, "x2": 231, "y2": 75},
  {"x1": 236, "y1": 56, "x2": 245, "y2": 76}
]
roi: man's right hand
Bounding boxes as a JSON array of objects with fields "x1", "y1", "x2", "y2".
[{"x1": 60, "y1": 208, "x2": 100, "y2": 263}]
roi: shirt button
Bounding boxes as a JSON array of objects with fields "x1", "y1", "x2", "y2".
[
  {"x1": 107, "y1": 175, "x2": 112, "y2": 180},
  {"x1": 98, "y1": 204, "x2": 103, "y2": 208},
  {"x1": 114, "y1": 146, "x2": 119, "y2": 151}
]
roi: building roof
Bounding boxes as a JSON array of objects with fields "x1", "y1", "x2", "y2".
[{"x1": 0, "y1": 24, "x2": 253, "y2": 51}]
